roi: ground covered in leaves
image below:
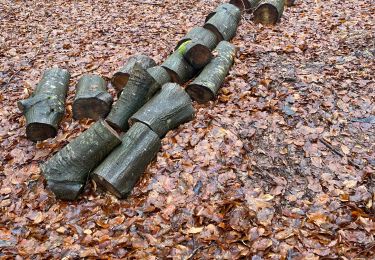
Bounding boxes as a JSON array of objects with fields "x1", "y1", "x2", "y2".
[{"x1": 1, "y1": 0, "x2": 374, "y2": 258}]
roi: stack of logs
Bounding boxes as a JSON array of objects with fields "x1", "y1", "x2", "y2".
[{"x1": 19, "y1": 0, "x2": 293, "y2": 200}]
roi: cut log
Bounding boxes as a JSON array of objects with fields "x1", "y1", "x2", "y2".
[
  {"x1": 92, "y1": 122, "x2": 160, "y2": 199},
  {"x1": 18, "y1": 68, "x2": 70, "y2": 142},
  {"x1": 130, "y1": 83, "x2": 195, "y2": 138},
  {"x1": 229, "y1": 0, "x2": 261, "y2": 12},
  {"x1": 285, "y1": 0, "x2": 295, "y2": 6},
  {"x1": 41, "y1": 120, "x2": 121, "y2": 200},
  {"x1": 106, "y1": 63, "x2": 158, "y2": 132},
  {"x1": 111, "y1": 55, "x2": 156, "y2": 92},
  {"x1": 204, "y1": 7, "x2": 240, "y2": 42},
  {"x1": 186, "y1": 41, "x2": 236, "y2": 104},
  {"x1": 253, "y1": 0, "x2": 285, "y2": 25},
  {"x1": 205, "y1": 3, "x2": 241, "y2": 22},
  {"x1": 72, "y1": 74, "x2": 113, "y2": 120},
  {"x1": 176, "y1": 27, "x2": 218, "y2": 49},
  {"x1": 146, "y1": 66, "x2": 171, "y2": 88},
  {"x1": 161, "y1": 51, "x2": 196, "y2": 84}
]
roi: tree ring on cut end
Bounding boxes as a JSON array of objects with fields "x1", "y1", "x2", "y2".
[
  {"x1": 254, "y1": 4, "x2": 279, "y2": 25},
  {"x1": 186, "y1": 84, "x2": 215, "y2": 104},
  {"x1": 26, "y1": 123, "x2": 57, "y2": 142}
]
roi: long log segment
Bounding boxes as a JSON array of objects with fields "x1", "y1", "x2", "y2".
[
  {"x1": 161, "y1": 51, "x2": 196, "y2": 84},
  {"x1": 186, "y1": 41, "x2": 236, "y2": 104},
  {"x1": 229, "y1": 0, "x2": 261, "y2": 12},
  {"x1": 18, "y1": 68, "x2": 70, "y2": 142},
  {"x1": 41, "y1": 120, "x2": 121, "y2": 200},
  {"x1": 72, "y1": 74, "x2": 113, "y2": 120},
  {"x1": 106, "y1": 63, "x2": 158, "y2": 132},
  {"x1": 92, "y1": 122, "x2": 161, "y2": 199},
  {"x1": 205, "y1": 3, "x2": 241, "y2": 22},
  {"x1": 146, "y1": 66, "x2": 171, "y2": 88},
  {"x1": 130, "y1": 83, "x2": 195, "y2": 138},
  {"x1": 111, "y1": 55, "x2": 156, "y2": 92},
  {"x1": 253, "y1": 0, "x2": 285, "y2": 25}
]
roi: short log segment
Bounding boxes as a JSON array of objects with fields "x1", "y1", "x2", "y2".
[
  {"x1": 285, "y1": 0, "x2": 295, "y2": 6},
  {"x1": 161, "y1": 51, "x2": 196, "y2": 84},
  {"x1": 253, "y1": 0, "x2": 285, "y2": 25},
  {"x1": 92, "y1": 122, "x2": 160, "y2": 199},
  {"x1": 111, "y1": 55, "x2": 156, "y2": 92},
  {"x1": 130, "y1": 83, "x2": 195, "y2": 138},
  {"x1": 205, "y1": 3, "x2": 241, "y2": 22},
  {"x1": 18, "y1": 68, "x2": 70, "y2": 142},
  {"x1": 229, "y1": 0, "x2": 261, "y2": 12},
  {"x1": 41, "y1": 120, "x2": 121, "y2": 200},
  {"x1": 106, "y1": 63, "x2": 158, "y2": 132},
  {"x1": 186, "y1": 41, "x2": 236, "y2": 104},
  {"x1": 72, "y1": 74, "x2": 113, "y2": 120},
  {"x1": 146, "y1": 66, "x2": 171, "y2": 88}
]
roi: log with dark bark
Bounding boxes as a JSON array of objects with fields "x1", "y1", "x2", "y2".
[
  {"x1": 92, "y1": 122, "x2": 160, "y2": 199},
  {"x1": 130, "y1": 83, "x2": 195, "y2": 138},
  {"x1": 106, "y1": 63, "x2": 158, "y2": 132},
  {"x1": 285, "y1": 0, "x2": 295, "y2": 6},
  {"x1": 186, "y1": 41, "x2": 236, "y2": 103},
  {"x1": 18, "y1": 68, "x2": 70, "y2": 142},
  {"x1": 111, "y1": 55, "x2": 156, "y2": 92},
  {"x1": 146, "y1": 66, "x2": 171, "y2": 88},
  {"x1": 205, "y1": 3, "x2": 241, "y2": 22},
  {"x1": 41, "y1": 120, "x2": 121, "y2": 200},
  {"x1": 229, "y1": 0, "x2": 261, "y2": 12},
  {"x1": 253, "y1": 0, "x2": 285, "y2": 25},
  {"x1": 161, "y1": 51, "x2": 196, "y2": 84},
  {"x1": 72, "y1": 74, "x2": 113, "y2": 120}
]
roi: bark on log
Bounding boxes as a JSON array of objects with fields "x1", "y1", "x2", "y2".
[
  {"x1": 92, "y1": 122, "x2": 160, "y2": 199},
  {"x1": 161, "y1": 51, "x2": 196, "y2": 84},
  {"x1": 253, "y1": 0, "x2": 285, "y2": 25},
  {"x1": 72, "y1": 74, "x2": 113, "y2": 120},
  {"x1": 41, "y1": 120, "x2": 121, "y2": 200},
  {"x1": 146, "y1": 66, "x2": 171, "y2": 88},
  {"x1": 285, "y1": 0, "x2": 295, "y2": 6},
  {"x1": 205, "y1": 3, "x2": 241, "y2": 22},
  {"x1": 111, "y1": 55, "x2": 156, "y2": 92},
  {"x1": 186, "y1": 41, "x2": 236, "y2": 103},
  {"x1": 106, "y1": 63, "x2": 158, "y2": 132},
  {"x1": 229, "y1": 0, "x2": 261, "y2": 12},
  {"x1": 18, "y1": 68, "x2": 70, "y2": 142},
  {"x1": 176, "y1": 27, "x2": 218, "y2": 50},
  {"x1": 204, "y1": 7, "x2": 240, "y2": 42},
  {"x1": 130, "y1": 83, "x2": 195, "y2": 138}
]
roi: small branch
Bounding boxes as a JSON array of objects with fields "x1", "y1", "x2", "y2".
[{"x1": 185, "y1": 245, "x2": 203, "y2": 260}]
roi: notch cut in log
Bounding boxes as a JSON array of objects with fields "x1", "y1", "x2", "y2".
[
  {"x1": 205, "y1": 3, "x2": 241, "y2": 23},
  {"x1": 146, "y1": 66, "x2": 171, "y2": 87},
  {"x1": 18, "y1": 68, "x2": 70, "y2": 142},
  {"x1": 229, "y1": 0, "x2": 261, "y2": 12},
  {"x1": 41, "y1": 120, "x2": 121, "y2": 200},
  {"x1": 92, "y1": 122, "x2": 160, "y2": 199},
  {"x1": 253, "y1": 0, "x2": 285, "y2": 25},
  {"x1": 130, "y1": 83, "x2": 195, "y2": 138},
  {"x1": 186, "y1": 41, "x2": 236, "y2": 104},
  {"x1": 161, "y1": 51, "x2": 196, "y2": 84},
  {"x1": 106, "y1": 63, "x2": 158, "y2": 132},
  {"x1": 204, "y1": 7, "x2": 240, "y2": 42},
  {"x1": 111, "y1": 55, "x2": 156, "y2": 92},
  {"x1": 72, "y1": 74, "x2": 113, "y2": 120}
]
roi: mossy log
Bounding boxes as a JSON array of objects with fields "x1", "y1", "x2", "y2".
[
  {"x1": 285, "y1": 0, "x2": 295, "y2": 6},
  {"x1": 161, "y1": 51, "x2": 196, "y2": 84},
  {"x1": 106, "y1": 63, "x2": 158, "y2": 132},
  {"x1": 130, "y1": 83, "x2": 195, "y2": 138},
  {"x1": 18, "y1": 68, "x2": 70, "y2": 142},
  {"x1": 41, "y1": 120, "x2": 121, "y2": 200},
  {"x1": 229, "y1": 0, "x2": 261, "y2": 12},
  {"x1": 111, "y1": 55, "x2": 156, "y2": 92},
  {"x1": 72, "y1": 74, "x2": 113, "y2": 120},
  {"x1": 253, "y1": 0, "x2": 285, "y2": 25},
  {"x1": 205, "y1": 3, "x2": 241, "y2": 22},
  {"x1": 146, "y1": 66, "x2": 171, "y2": 88},
  {"x1": 204, "y1": 7, "x2": 240, "y2": 42},
  {"x1": 186, "y1": 41, "x2": 236, "y2": 103},
  {"x1": 92, "y1": 122, "x2": 160, "y2": 199}
]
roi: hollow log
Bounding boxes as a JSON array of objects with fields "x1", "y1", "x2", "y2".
[
  {"x1": 41, "y1": 120, "x2": 121, "y2": 200},
  {"x1": 111, "y1": 55, "x2": 156, "y2": 92},
  {"x1": 161, "y1": 51, "x2": 196, "y2": 84},
  {"x1": 72, "y1": 74, "x2": 113, "y2": 120},
  {"x1": 18, "y1": 68, "x2": 70, "y2": 142},
  {"x1": 186, "y1": 41, "x2": 236, "y2": 104},
  {"x1": 229, "y1": 0, "x2": 261, "y2": 12},
  {"x1": 285, "y1": 0, "x2": 295, "y2": 6},
  {"x1": 253, "y1": 0, "x2": 285, "y2": 25},
  {"x1": 146, "y1": 66, "x2": 171, "y2": 88},
  {"x1": 92, "y1": 122, "x2": 160, "y2": 199},
  {"x1": 205, "y1": 3, "x2": 241, "y2": 23},
  {"x1": 130, "y1": 83, "x2": 195, "y2": 138},
  {"x1": 204, "y1": 7, "x2": 240, "y2": 42},
  {"x1": 106, "y1": 63, "x2": 158, "y2": 132}
]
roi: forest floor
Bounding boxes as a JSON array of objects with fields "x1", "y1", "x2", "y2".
[{"x1": 0, "y1": 0, "x2": 374, "y2": 258}]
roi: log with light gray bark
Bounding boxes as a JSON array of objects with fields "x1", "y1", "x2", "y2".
[
  {"x1": 130, "y1": 83, "x2": 195, "y2": 138},
  {"x1": 92, "y1": 122, "x2": 161, "y2": 199},
  {"x1": 18, "y1": 68, "x2": 70, "y2": 142},
  {"x1": 111, "y1": 55, "x2": 156, "y2": 92},
  {"x1": 229, "y1": 0, "x2": 261, "y2": 12},
  {"x1": 161, "y1": 51, "x2": 196, "y2": 84},
  {"x1": 146, "y1": 66, "x2": 171, "y2": 88},
  {"x1": 72, "y1": 74, "x2": 113, "y2": 120},
  {"x1": 186, "y1": 41, "x2": 236, "y2": 103},
  {"x1": 253, "y1": 0, "x2": 285, "y2": 25},
  {"x1": 206, "y1": 3, "x2": 241, "y2": 22},
  {"x1": 41, "y1": 120, "x2": 121, "y2": 200}
]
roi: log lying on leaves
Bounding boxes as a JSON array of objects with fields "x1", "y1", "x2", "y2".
[
  {"x1": 111, "y1": 55, "x2": 156, "y2": 92},
  {"x1": 161, "y1": 51, "x2": 196, "y2": 84},
  {"x1": 186, "y1": 41, "x2": 236, "y2": 103},
  {"x1": 146, "y1": 66, "x2": 171, "y2": 88},
  {"x1": 106, "y1": 63, "x2": 158, "y2": 132},
  {"x1": 72, "y1": 74, "x2": 113, "y2": 120},
  {"x1": 92, "y1": 122, "x2": 160, "y2": 199},
  {"x1": 18, "y1": 68, "x2": 70, "y2": 142},
  {"x1": 285, "y1": 0, "x2": 295, "y2": 6},
  {"x1": 130, "y1": 83, "x2": 195, "y2": 138},
  {"x1": 41, "y1": 120, "x2": 121, "y2": 200},
  {"x1": 229, "y1": 0, "x2": 261, "y2": 12},
  {"x1": 206, "y1": 3, "x2": 241, "y2": 22},
  {"x1": 253, "y1": 0, "x2": 285, "y2": 25}
]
